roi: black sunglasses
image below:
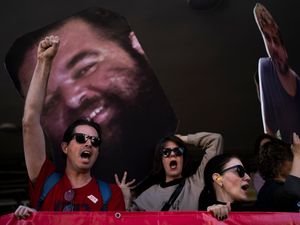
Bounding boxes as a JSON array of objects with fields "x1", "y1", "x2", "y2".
[
  {"x1": 161, "y1": 147, "x2": 184, "y2": 158},
  {"x1": 63, "y1": 189, "x2": 75, "y2": 211},
  {"x1": 220, "y1": 165, "x2": 246, "y2": 178},
  {"x1": 71, "y1": 133, "x2": 101, "y2": 148}
]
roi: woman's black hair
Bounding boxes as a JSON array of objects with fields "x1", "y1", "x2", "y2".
[{"x1": 198, "y1": 153, "x2": 239, "y2": 210}]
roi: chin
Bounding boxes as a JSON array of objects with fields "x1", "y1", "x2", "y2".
[
  {"x1": 79, "y1": 164, "x2": 93, "y2": 171},
  {"x1": 237, "y1": 195, "x2": 247, "y2": 202}
]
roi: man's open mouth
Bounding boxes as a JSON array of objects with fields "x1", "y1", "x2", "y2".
[
  {"x1": 80, "y1": 150, "x2": 91, "y2": 159},
  {"x1": 82, "y1": 96, "x2": 114, "y2": 127},
  {"x1": 78, "y1": 95, "x2": 106, "y2": 121},
  {"x1": 88, "y1": 106, "x2": 104, "y2": 120}
]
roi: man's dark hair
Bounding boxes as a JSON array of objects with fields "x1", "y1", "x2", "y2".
[
  {"x1": 258, "y1": 141, "x2": 293, "y2": 180},
  {"x1": 198, "y1": 153, "x2": 240, "y2": 210},
  {"x1": 62, "y1": 118, "x2": 102, "y2": 144},
  {"x1": 5, "y1": 7, "x2": 140, "y2": 97}
]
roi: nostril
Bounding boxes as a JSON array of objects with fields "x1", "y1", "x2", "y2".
[
  {"x1": 60, "y1": 84, "x2": 87, "y2": 108},
  {"x1": 71, "y1": 92, "x2": 87, "y2": 108},
  {"x1": 85, "y1": 139, "x2": 93, "y2": 147}
]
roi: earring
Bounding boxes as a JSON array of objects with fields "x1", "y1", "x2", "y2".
[{"x1": 216, "y1": 176, "x2": 223, "y2": 187}]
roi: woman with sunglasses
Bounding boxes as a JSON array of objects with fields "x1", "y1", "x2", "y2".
[
  {"x1": 116, "y1": 132, "x2": 223, "y2": 211},
  {"x1": 198, "y1": 153, "x2": 252, "y2": 219}
]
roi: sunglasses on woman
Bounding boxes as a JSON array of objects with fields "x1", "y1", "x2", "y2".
[
  {"x1": 71, "y1": 133, "x2": 101, "y2": 148},
  {"x1": 220, "y1": 165, "x2": 246, "y2": 178},
  {"x1": 161, "y1": 147, "x2": 184, "y2": 157}
]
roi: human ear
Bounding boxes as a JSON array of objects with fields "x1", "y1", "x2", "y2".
[
  {"x1": 61, "y1": 142, "x2": 68, "y2": 154},
  {"x1": 129, "y1": 31, "x2": 145, "y2": 56},
  {"x1": 213, "y1": 173, "x2": 223, "y2": 187}
]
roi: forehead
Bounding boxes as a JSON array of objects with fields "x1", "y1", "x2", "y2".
[
  {"x1": 163, "y1": 140, "x2": 178, "y2": 148},
  {"x1": 74, "y1": 124, "x2": 98, "y2": 136},
  {"x1": 18, "y1": 18, "x2": 132, "y2": 95},
  {"x1": 18, "y1": 19, "x2": 100, "y2": 94},
  {"x1": 224, "y1": 158, "x2": 242, "y2": 168}
]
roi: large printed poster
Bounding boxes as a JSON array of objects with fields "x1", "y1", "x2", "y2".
[
  {"x1": 5, "y1": 7, "x2": 178, "y2": 182},
  {"x1": 254, "y1": 3, "x2": 300, "y2": 143}
]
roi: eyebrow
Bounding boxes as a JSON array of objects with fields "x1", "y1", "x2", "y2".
[{"x1": 66, "y1": 50, "x2": 100, "y2": 70}]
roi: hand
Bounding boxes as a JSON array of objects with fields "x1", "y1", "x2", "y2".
[
  {"x1": 176, "y1": 134, "x2": 188, "y2": 143},
  {"x1": 37, "y1": 35, "x2": 60, "y2": 60},
  {"x1": 207, "y1": 202, "x2": 231, "y2": 220},
  {"x1": 292, "y1": 132, "x2": 300, "y2": 157},
  {"x1": 14, "y1": 205, "x2": 36, "y2": 219},
  {"x1": 115, "y1": 171, "x2": 136, "y2": 199}
]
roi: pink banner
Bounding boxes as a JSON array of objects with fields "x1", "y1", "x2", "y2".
[{"x1": 1, "y1": 211, "x2": 300, "y2": 225}]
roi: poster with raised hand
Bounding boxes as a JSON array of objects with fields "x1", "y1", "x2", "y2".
[{"x1": 5, "y1": 7, "x2": 178, "y2": 182}]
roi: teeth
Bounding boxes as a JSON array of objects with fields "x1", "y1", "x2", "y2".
[
  {"x1": 88, "y1": 106, "x2": 103, "y2": 120},
  {"x1": 81, "y1": 150, "x2": 91, "y2": 158},
  {"x1": 169, "y1": 161, "x2": 177, "y2": 169}
]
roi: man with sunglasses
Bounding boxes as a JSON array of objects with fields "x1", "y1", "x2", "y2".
[{"x1": 15, "y1": 36, "x2": 124, "y2": 218}]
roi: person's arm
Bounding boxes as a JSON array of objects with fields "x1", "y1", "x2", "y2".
[
  {"x1": 22, "y1": 36, "x2": 59, "y2": 183},
  {"x1": 177, "y1": 132, "x2": 223, "y2": 170},
  {"x1": 177, "y1": 132, "x2": 223, "y2": 191},
  {"x1": 285, "y1": 132, "x2": 300, "y2": 197},
  {"x1": 290, "y1": 133, "x2": 300, "y2": 178}
]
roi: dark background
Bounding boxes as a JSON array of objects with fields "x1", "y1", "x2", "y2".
[{"x1": 0, "y1": 0, "x2": 299, "y2": 214}]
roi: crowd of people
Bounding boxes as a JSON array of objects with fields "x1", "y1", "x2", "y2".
[
  {"x1": 12, "y1": 36, "x2": 300, "y2": 220},
  {"x1": 6, "y1": 3, "x2": 300, "y2": 222}
]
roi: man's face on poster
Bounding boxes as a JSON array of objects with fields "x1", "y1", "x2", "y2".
[
  {"x1": 16, "y1": 17, "x2": 177, "y2": 180},
  {"x1": 19, "y1": 18, "x2": 147, "y2": 144}
]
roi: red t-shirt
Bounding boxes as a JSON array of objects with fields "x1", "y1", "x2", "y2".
[{"x1": 29, "y1": 158, "x2": 125, "y2": 211}]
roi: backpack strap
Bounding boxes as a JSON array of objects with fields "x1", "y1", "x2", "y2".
[
  {"x1": 97, "y1": 180, "x2": 112, "y2": 211},
  {"x1": 36, "y1": 172, "x2": 62, "y2": 210}
]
